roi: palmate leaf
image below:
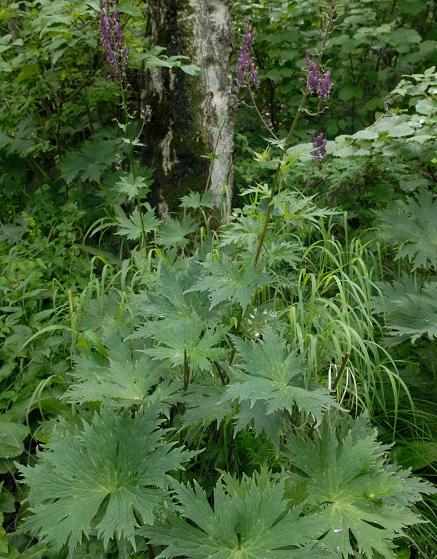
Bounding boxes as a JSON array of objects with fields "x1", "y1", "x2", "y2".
[
  {"x1": 156, "y1": 217, "x2": 198, "y2": 249},
  {"x1": 180, "y1": 191, "x2": 215, "y2": 210},
  {"x1": 130, "y1": 264, "x2": 213, "y2": 326},
  {"x1": 141, "y1": 312, "x2": 227, "y2": 374},
  {"x1": 114, "y1": 172, "x2": 151, "y2": 201},
  {"x1": 186, "y1": 257, "x2": 271, "y2": 311},
  {"x1": 373, "y1": 279, "x2": 437, "y2": 345},
  {"x1": 141, "y1": 470, "x2": 330, "y2": 559},
  {"x1": 378, "y1": 190, "x2": 437, "y2": 269},
  {"x1": 219, "y1": 215, "x2": 263, "y2": 251},
  {"x1": 128, "y1": 266, "x2": 225, "y2": 374},
  {"x1": 18, "y1": 406, "x2": 196, "y2": 553},
  {"x1": 226, "y1": 327, "x2": 336, "y2": 421},
  {"x1": 59, "y1": 134, "x2": 122, "y2": 184},
  {"x1": 114, "y1": 205, "x2": 161, "y2": 241},
  {"x1": 64, "y1": 354, "x2": 179, "y2": 409},
  {"x1": 272, "y1": 191, "x2": 337, "y2": 227},
  {"x1": 284, "y1": 414, "x2": 436, "y2": 558}
]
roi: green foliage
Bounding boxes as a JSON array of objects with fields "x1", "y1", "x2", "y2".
[
  {"x1": 18, "y1": 405, "x2": 195, "y2": 553},
  {"x1": 156, "y1": 217, "x2": 198, "y2": 250},
  {"x1": 114, "y1": 172, "x2": 152, "y2": 202},
  {"x1": 373, "y1": 279, "x2": 437, "y2": 345},
  {"x1": 266, "y1": 67, "x2": 437, "y2": 225},
  {"x1": 0, "y1": 422, "x2": 29, "y2": 459},
  {"x1": 64, "y1": 353, "x2": 179, "y2": 408},
  {"x1": 284, "y1": 414, "x2": 436, "y2": 558},
  {"x1": 378, "y1": 190, "x2": 437, "y2": 270},
  {"x1": 59, "y1": 132, "x2": 123, "y2": 185},
  {"x1": 234, "y1": 0, "x2": 436, "y2": 141},
  {"x1": 0, "y1": 1, "x2": 436, "y2": 558},
  {"x1": 114, "y1": 205, "x2": 161, "y2": 241},
  {"x1": 226, "y1": 327, "x2": 336, "y2": 421},
  {"x1": 142, "y1": 470, "x2": 327, "y2": 559},
  {"x1": 188, "y1": 257, "x2": 271, "y2": 311},
  {"x1": 142, "y1": 315, "x2": 227, "y2": 374}
]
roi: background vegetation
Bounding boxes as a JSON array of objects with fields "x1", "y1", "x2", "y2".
[{"x1": 0, "y1": 0, "x2": 436, "y2": 558}]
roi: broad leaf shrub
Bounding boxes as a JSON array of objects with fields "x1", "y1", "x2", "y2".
[
  {"x1": 1, "y1": 2, "x2": 436, "y2": 559},
  {"x1": 16, "y1": 184, "x2": 436, "y2": 556}
]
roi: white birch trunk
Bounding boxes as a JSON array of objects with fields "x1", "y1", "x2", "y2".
[{"x1": 145, "y1": 0, "x2": 234, "y2": 217}]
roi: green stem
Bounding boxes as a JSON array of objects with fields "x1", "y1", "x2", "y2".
[
  {"x1": 214, "y1": 360, "x2": 228, "y2": 386},
  {"x1": 253, "y1": 90, "x2": 308, "y2": 266},
  {"x1": 229, "y1": 311, "x2": 243, "y2": 365},
  {"x1": 119, "y1": 77, "x2": 147, "y2": 247},
  {"x1": 248, "y1": 88, "x2": 279, "y2": 141},
  {"x1": 332, "y1": 353, "x2": 350, "y2": 392},
  {"x1": 183, "y1": 349, "x2": 191, "y2": 391}
]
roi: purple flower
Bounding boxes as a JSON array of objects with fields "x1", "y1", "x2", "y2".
[
  {"x1": 312, "y1": 132, "x2": 327, "y2": 164},
  {"x1": 237, "y1": 28, "x2": 260, "y2": 89},
  {"x1": 99, "y1": 0, "x2": 128, "y2": 79},
  {"x1": 306, "y1": 50, "x2": 320, "y2": 94},
  {"x1": 318, "y1": 71, "x2": 332, "y2": 100},
  {"x1": 305, "y1": 50, "x2": 333, "y2": 100}
]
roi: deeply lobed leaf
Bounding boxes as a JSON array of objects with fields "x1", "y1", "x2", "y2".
[
  {"x1": 226, "y1": 327, "x2": 336, "y2": 423},
  {"x1": 284, "y1": 414, "x2": 436, "y2": 558},
  {"x1": 18, "y1": 405, "x2": 196, "y2": 552},
  {"x1": 142, "y1": 470, "x2": 329, "y2": 559}
]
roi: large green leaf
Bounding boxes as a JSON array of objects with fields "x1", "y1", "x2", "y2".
[
  {"x1": 0, "y1": 422, "x2": 29, "y2": 459},
  {"x1": 156, "y1": 217, "x2": 198, "y2": 249},
  {"x1": 186, "y1": 257, "x2": 271, "y2": 311},
  {"x1": 113, "y1": 172, "x2": 152, "y2": 201},
  {"x1": 18, "y1": 406, "x2": 195, "y2": 552},
  {"x1": 142, "y1": 470, "x2": 329, "y2": 559},
  {"x1": 284, "y1": 415, "x2": 436, "y2": 558},
  {"x1": 114, "y1": 205, "x2": 161, "y2": 241},
  {"x1": 373, "y1": 279, "x2": 437, "y2": 345},
  {"x1": 59, "y1": 134, "x2": 122, "y2": 184},
  {"x1": 226, "y1": 327, "x2": 336, "y2": 421},
  {"x1": 142, "y1": 313, "x2": 227, "y2": 374},
  {"x1": 378, "y1": 190, "x2": 437, "y2": 270},
  {"x1": 64, "y1": 354, "x2": 179, "y2": 409}
]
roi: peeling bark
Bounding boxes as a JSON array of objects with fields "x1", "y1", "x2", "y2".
[{"x1": 145, "y1": 0, "x2": 234, "y2": 216}]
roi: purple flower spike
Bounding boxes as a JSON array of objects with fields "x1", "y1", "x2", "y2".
[
  {"x1": 306, "y1": 50, "x2": 320, "y2": 94},
  {"x1": 312, "y1": 132, "x2": 327, "y2": 165},
  {"x1": 237, "y1": 28, "x2": 260, "y2": 89},
  {"x1": 99, "y1": 0, "x2": 128, "y2": 79},
  {"x1": 305, "y1": 50, "x2": 333, "y2": 100},
  {"x1": 318, "y1": 71, "x2": 332, "y2": 99}
]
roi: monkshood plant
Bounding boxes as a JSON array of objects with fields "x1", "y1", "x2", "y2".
[{"x1": 16, "y1": 2, "x2": 436, "y2": 558}]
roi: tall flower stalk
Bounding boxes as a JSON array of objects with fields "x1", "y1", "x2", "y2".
[
  {"x1": 99, "y1": 0, "x2": 149, "y2": 246},
  {"x1": 311, "y1": 132, "x2": 327, "y2": 166},
  {"x1": 229, "y1": 2, "x2": 336, "y2": 364},
  {"x1": 237, "y1": 28, "x2": 279, "y2": 139},
  {"x1": 306, "y1": 51, "x2": 332, "y2": 100},
  {"x1": 253, "y1": 3, "x2": 336, "y2": 265}
]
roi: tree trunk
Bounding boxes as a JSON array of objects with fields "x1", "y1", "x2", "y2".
[{"x1": 145, "y1": 0, "x2": 234, "y2": 217}]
